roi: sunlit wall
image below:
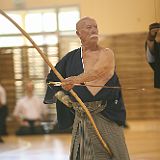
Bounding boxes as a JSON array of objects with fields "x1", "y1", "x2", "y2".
[{"x1": 0, "y1": 0, "x2": 160, "y2": 35}]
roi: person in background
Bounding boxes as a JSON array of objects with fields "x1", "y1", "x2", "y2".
[
  {"x1": 13, "y1": 80, "x2": 48, "y2": 135},
  {"x1": 44, "y1": 17, "x2": 130, "y2": 160},
  {"x1": 145, "y1": 22, "x2": 160, "y2": 88},
  {"x1": 0, "y1": 83, "x2": 8, "y2": 142}
]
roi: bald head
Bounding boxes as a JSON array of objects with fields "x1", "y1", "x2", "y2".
[{"x1": 76, "y1": 17, "x2": 96, "y2": 31}]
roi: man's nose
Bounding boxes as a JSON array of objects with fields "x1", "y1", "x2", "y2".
[{"x1": 91, "y1": 28, "x2": 98, "y2": 34}]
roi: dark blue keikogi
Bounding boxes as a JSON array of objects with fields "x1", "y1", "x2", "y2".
[{"x1": 44, "y1": 48, "x2": 126, "y2": 129}]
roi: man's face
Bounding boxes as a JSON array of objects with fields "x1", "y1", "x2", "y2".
[
  {"x1": 76, "y1": 18, "x2": 99, "y2": 44},
  {"x1": 26, "y1": 82, "x2": 34, "y2": 95}
]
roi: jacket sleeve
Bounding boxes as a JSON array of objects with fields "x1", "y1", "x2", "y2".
[
  {"x1": 43, "y1": 54, "x2": 75, "y2": 129},
  {"x1": 43, "y1": 56, "x2": 67, "y2": 104}
]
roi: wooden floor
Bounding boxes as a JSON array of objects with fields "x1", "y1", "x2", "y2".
[{"x1": 0, "y1": 119, "x2": 160, "y2": 160}]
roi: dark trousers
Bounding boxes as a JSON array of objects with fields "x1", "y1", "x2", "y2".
[
  {"x1": 0, "y1": 105, "x2": 8, "y2": 135},
  {"x1": 16, "y1": 119, "x2": 44, "y2": 135}
]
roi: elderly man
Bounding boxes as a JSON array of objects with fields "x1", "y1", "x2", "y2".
[
  {"x1": 145, "y1": 22, "x2": 160, "y2": 88},
  {"x1": 44, "y1": 17, "x2": 130, "y2": 160}
]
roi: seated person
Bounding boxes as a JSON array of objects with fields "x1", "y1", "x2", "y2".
[
  {"x1": 13, "y1": 80, "x2": 48, "y2": 135},
  {"x1": 0, "y1": 83, "x2": 8, "y2": 139}
]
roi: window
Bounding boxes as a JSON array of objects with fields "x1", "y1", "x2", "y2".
[
  {"x1": 58, "y1": 7, "x2": 80, "y2": 31},
  {"x1": 0, "y1": 6, "x2": 80, "y2": 101},
  {"x1": 0, "y1": 7, "x2": 80, "y2": 46},
  {"x1": 25, "y1": 11, "x2": 57, "y2": 33},
  {"x1": 0, "y1": 13, "x2": 22, "y2": 34}
]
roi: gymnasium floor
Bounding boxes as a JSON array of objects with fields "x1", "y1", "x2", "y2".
[{"x1": 0, "y1": 119, "x2": 160, "y2": 160}]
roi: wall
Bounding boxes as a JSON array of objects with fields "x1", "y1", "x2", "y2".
[
  {"x1": 81, "y1": 0, "x2": 160, "y2": 34},
  {"x1": 0, "y1": 0, "x2": 159, "y2": 35}
]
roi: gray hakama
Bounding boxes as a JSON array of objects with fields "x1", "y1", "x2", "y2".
[{"x1": 70, "y1": 101, "x2": 130, "y2": 160}]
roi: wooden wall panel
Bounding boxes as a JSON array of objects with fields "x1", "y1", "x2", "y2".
[
  {"x1": 100, "y1": 33, "x2": 160, "y2": 119},
  {"x1": 0, "y1": 53, "x2": 16, "y2": 111}
]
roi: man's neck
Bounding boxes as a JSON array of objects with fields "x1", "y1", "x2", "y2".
[
  {"x1": 26, "y1": 93, "x2": 33, "y2": 98},
  {"x1": 82, "y1": 43, "x2": 100, "y2": 52}
]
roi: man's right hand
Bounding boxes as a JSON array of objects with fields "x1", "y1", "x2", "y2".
[
  {"x1": 147, "y1": 22, "x2": 160, "y2": 41},
  {"x1": 61, "y1": 77, "x2": 76, "y2": 91},
  {"x1": 20, "y1": 120, "x2": 29, "y2": 126},
  {"x1": 149, "y1": 22, "x2": 160, "y2": 31}
]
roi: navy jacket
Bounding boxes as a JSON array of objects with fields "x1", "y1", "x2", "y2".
[
  {"x1": 146, "y1": 41, "x2": 160, "y2": 88},
  {"x1": 44, "y1": 48, "x2": 126, "y2": 129}
]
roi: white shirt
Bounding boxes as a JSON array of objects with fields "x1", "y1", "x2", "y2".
[
  {"x1": 146, "y1": 46, "x2": 155, "y2": 63},
  {"x1": 0, "y1": 84, "x2": 7, "y2": 105},
  {"x1": 80, "y1": 47, "x2": 84, "y2": 69},
  {"x1": 13, "y1": 95, "x2": 47, "y2": 120}
]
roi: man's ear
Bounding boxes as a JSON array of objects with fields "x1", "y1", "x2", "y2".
[
  {"x1": 76, "y1": 30, "x2": 80, "y2": 36},
  {"x1": 76, "y1": 31, "x2": 81, "y2": 36}
]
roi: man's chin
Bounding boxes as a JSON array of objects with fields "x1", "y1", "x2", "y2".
[{"x1": 90, "y1": 38, "x2": 98, "y2": 43}]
